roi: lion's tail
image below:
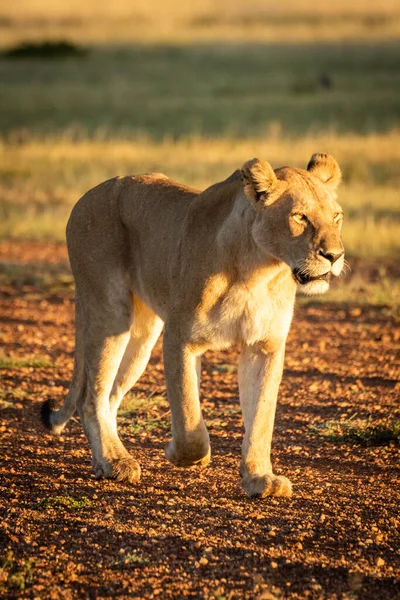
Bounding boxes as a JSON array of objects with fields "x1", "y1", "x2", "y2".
[
  {"x1": 40, "y1": 376, "x2": 85, "y2": 435},
  {"x1": 40, "y1": 297, "x2": 85, "y2": 435}
]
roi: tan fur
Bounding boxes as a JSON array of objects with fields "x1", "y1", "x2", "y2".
[{"x1": 43, "y1": 155, "x2": 344, "y2": 498}]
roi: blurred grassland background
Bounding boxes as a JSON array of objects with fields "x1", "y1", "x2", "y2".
[{"x1": 0, "y1": 0, "x2": 399, "y2": 304}]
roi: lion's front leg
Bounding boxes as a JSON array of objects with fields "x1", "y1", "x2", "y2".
[
  {"x1": 239, "y1": 342, "x2": 292, "y2": 499},
  {"x1": 163, "y1": 326, "x2": 210, "y2": 468}
]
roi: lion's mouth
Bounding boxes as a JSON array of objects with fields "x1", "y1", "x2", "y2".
[{"x1": 292, "y1": 269, "x2": 331, "y2": 285}]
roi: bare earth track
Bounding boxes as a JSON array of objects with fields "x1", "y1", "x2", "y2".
[{"x1": 0, "y1": 242, "x2": 399, "y2": 599}]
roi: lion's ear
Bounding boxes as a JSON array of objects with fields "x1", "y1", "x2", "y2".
[
  {"x1": 307, "y1": 153, "x2": 342, "y2": 191},
  {"x1": 241, "y1": 158, "x2": 283, "y2": 207}
]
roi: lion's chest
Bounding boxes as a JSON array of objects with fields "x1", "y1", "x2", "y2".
[{"x1": 191, "y1": 270, "x2": 295, "y2": 349}]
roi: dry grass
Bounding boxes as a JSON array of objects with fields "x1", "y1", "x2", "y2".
[
  {"x1": 1, "y1": 131, "x2": 399, "y2": 258},
  {"x1": 1, "y1": 0, "x2": 400, "y2": 46}
]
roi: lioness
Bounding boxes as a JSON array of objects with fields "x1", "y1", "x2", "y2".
[{"x1": 41, "y1": 153, "x2": 344, "y2": 498}]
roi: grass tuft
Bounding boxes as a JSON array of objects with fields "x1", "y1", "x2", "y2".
[
  {"x1": 310, "y1": 415, "x2": 400, "y2": 446},
  {"x1": 113, "y1": 551, "x2": 150, "y2": 568},
  {"x1": 0, "y1": 354, "x2": 54, "y2": 369},
  {"x1": 120, "y1": 391, "x2": 168, "y2": 416},
  {"x1": 0, "y1": 552, "x2": 34, "y2": 593},
  {"x1": 122, "y1": 552, "x2": 150, "y2": 566},
  {"x1": 129, "y1": 418, "x2": 169, "y2": 435},
  {"x1": 36, "y1": 496, "x2": 92, "y2": 511}
]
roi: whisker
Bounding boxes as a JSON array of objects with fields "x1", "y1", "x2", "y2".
[
  {"x1": 340, "y1": 260, "x2": 351, "y2": 275},
  {"x1": 343, "y1": 259, "x2": 352, "y2": 273}
]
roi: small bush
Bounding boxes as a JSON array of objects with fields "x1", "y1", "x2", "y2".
[{"x1": 2, "y1": 41, "x2": 87, "y2": 60}]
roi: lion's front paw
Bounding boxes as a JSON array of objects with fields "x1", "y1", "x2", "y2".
[
  {"x1": 165, "y1": 439, "x2": 211, "y2": 468},
  {"x1": 93, "y1": 456, "x2": 141, "y2": 484},
  {"x1": 242, "y1": 473, "x2": 292, "y2": 499}
]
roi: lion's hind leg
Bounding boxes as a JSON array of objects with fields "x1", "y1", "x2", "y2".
[{"x1": 78, "y1": 296, "x2": 142, "y2": 484}]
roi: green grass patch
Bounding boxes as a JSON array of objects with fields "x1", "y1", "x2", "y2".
[
  {"x1": 120, "y1": 391, "x2": 168, "y2": 416},
  {"x1": 0, "y1": 261, "x2": 74, "y2": 289},
  {"x1": 1, "y1": 43, "x2": 399, "y2": 139},
  {"x1": 0, "y1": 552, "x2": 34, "y2": 593},
  {"x1": 0, "y1": 389, "x2": 27, "y2": 400},
  {"x1": 120, "y1": 391, "x2": 170, "y2": 434},
  {"x1": 122, "y1": 552, "x2": 150, "y2": 565},
  {"x1": 36, "y1": 496, "x2": 92, "y2": 511},
  {"x1": 129, "y1": 417, "x2": 170, "y2": 435},
  {"x1": 0, "y1": 354, "x2": 54, "y2": 369},
  {"x1": 309, "y1": 415, "x2": 400, "y2": 446},
  {"x1": 113, "y1": 551, "x2": 150, "y2": 568}
]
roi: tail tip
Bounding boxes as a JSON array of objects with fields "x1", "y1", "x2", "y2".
[{"x1": 40, "y1": 399, "x2": 55, "y2": 431}]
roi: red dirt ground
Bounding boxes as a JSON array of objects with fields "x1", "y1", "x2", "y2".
[{"x1": 0, "y1": 242, "x2": 399, "y2": 599}]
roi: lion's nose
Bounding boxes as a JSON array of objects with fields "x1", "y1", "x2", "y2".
[{"x1": 318, "y1": 249, "x2": 344, "y2": 264}]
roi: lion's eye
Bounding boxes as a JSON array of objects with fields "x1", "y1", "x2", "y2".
[
  {"x1": 334, "y1": 212, "x2": 343, "y2": 223},
  {"x1": 292, "y1": 213, "x2": 307, "y2": 225}
]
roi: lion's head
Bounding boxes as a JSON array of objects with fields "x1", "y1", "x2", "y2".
[{"x1": 241, "y1": 153, "x2": 344, "y2": 295}]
